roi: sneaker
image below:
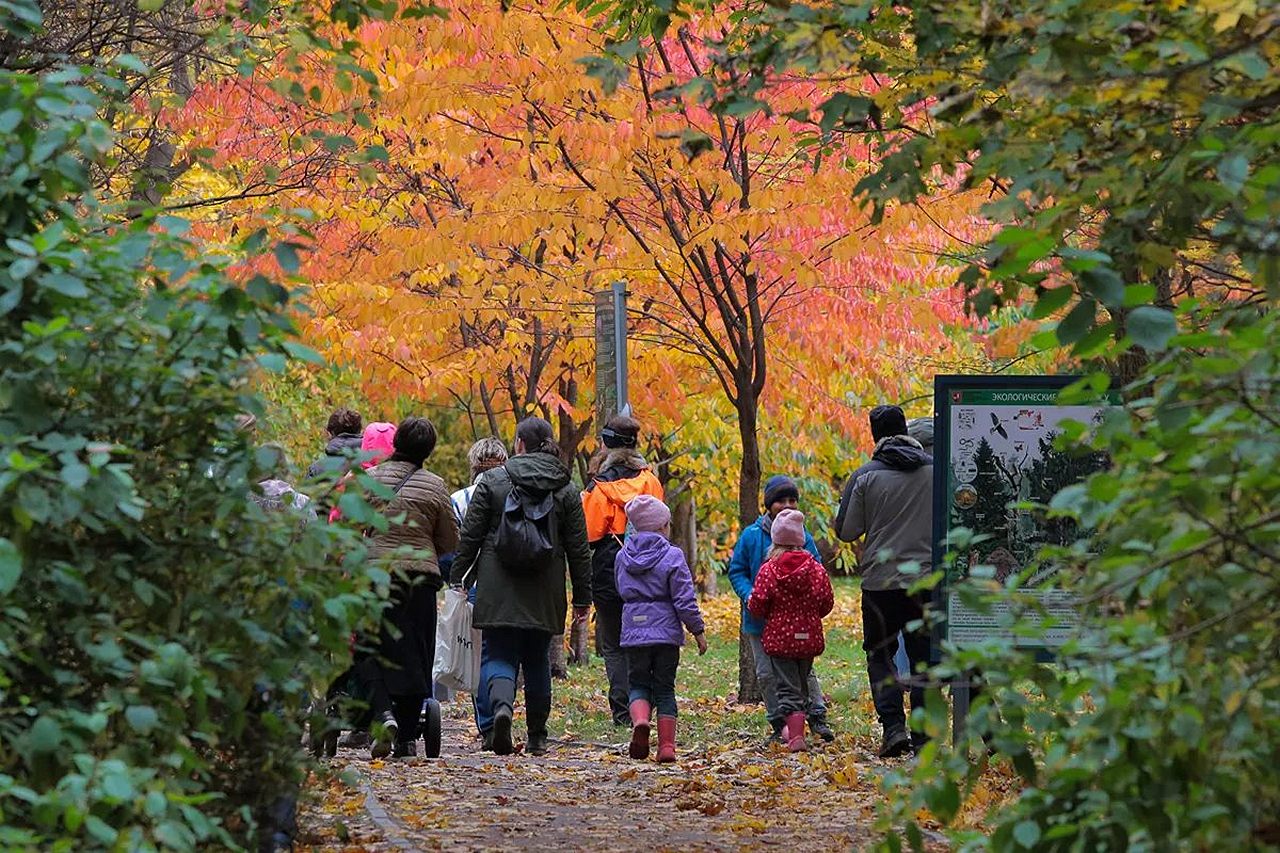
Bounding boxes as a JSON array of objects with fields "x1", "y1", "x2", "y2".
[
  {"x1": 808, "y1": 717, "x2": 835, "y2": 743},
  {"x1": 527, "y1": 733, "x2": 549, "y2": 756},
  {"x1": 879, "y1": 727, "x2": 911, "y2": 759},
  {"x1": 392, "y1": 740, "x2": 417, "y2": 758},
  {"x1": 480, "y1": 730, "x2": 494, "y2": 752}
]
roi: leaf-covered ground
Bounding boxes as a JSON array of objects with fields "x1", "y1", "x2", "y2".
[{"x1": 296, "y1": 581, "x2": 1010, "y2": 850}]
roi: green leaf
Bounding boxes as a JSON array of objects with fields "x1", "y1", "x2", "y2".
[
  {"x1": 1217, "y1": 153, "x2": 1248, "y2": 193},
  {"x1": 1080, "y1": 267, "x2": 1124, "y2": 306},
  {"x1": 28, "y1": 715, "x2": 62, "y2": 753},
  {"x1": 125, "y1": 705, "x2": 159, "y2": 733},
  {"x1": 1031, "y1": 286, "x2": 1073, "y2": 319},
  {"x1": 0, "y1": 539, "x2": 21, "y2": 595},
  {"x1": 1013, "y1": 820, "x2": 1042, "y2": 848},
  {"x1": 61, "y1": 461, "x2": 90, "y2": 489},
  {"x1": 83, "y1": 816, "x2": 119, "y2": 845},
  {"x1": 283, "y1": 341, "x2": 325, "y2": 364},
  {"x1": 1127, "y1": 306, "x2": 1177, "y2": 350},
  {"x1": 273, "y1": 242, "x2": 301, "y2": 274},
  {"x1": 1056, "y1": 298, "x2": 1096, "y2": 344},
  {"x1": 678, "y1": 130, "x2": 713, "y2": 159},
  {"x1": 257, "y1": 353, "x2": 288, "y2": 372}
]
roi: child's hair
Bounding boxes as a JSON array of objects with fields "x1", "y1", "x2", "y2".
[{"x1": 766, "y1": 543, "x2": 806, "y2": 562}]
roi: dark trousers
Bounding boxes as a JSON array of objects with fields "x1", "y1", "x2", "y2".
[
  {"x1": 351, "y1": 658, "x2": 426, "y2": 744},
  {"x1": 481, "y1": 628, "x2": 553, "y2": 735},
  {"x1": 353, "y1": 577, "x2": 437, "y2": 744},
  {"x1": 594, "y1": 599, "x2": 630, "y2": 724},
  {"x1": 861, "y1": 588, "x2": 930, "y2": 736},
  {"x1": 770, "y1": 656, "x2": 814, "y2": 717},
  {"x1": 626, "y1": 643, "x2": 680, "y2": 718}
]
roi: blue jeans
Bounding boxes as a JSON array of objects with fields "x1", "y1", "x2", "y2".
[
  {"x1": 468, "y1": 586, "x2": 493, "y2": 734},
  {"x1": 626, "y1": 644, "x2": 680, "y2": 717},
  {"x1": 480, "y1": 627, "x2": 552, "y2": 723}
]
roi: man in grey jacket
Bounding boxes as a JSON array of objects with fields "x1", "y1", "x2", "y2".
[{"x1": 835, "y1": 405, "x2": 933, "y2": 758}]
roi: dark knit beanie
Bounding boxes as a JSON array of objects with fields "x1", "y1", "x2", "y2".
[
  {"x1": 869, "y1": 405, "x2": 908, "y2": 441},
  {"x1": 762, "y1": 475, "x2": 800, "y2": 510}
]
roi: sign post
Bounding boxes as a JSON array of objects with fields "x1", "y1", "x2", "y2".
[
  {"x1": 595, "y1": 281, "x2": 629, "y2": 429},
  {"x1": 932, "y1": 375, "x2": 1114, "y2": 741}
]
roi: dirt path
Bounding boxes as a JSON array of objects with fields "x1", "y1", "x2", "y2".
[{"x1": 297, "y1": 709, "x2": 892, "y2": 851}]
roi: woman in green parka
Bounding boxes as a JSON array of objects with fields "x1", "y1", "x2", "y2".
[{"x1": 452, "y1": 417, "x2": 593, "y2": 756}]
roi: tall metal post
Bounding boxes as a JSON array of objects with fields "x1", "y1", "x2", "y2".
[
  {"x1": 595, "y1": 288, "x2": 617, "y2": 431},
  {"x1": 612, "y1": 281, "x2": 629, "y2": 416}
]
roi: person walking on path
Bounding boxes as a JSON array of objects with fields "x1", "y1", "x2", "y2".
[
  {"x1": 747, "y1": 509, "x2": 834, "y2": 753},
  {"x1": 441, "y1": 437, "x2": 509, "y2": 744},
  {"x1": 581, "y1": 415, "x2": 664, "y2": 727},
  {"x1": 453, "y1": 417, "x2": 593, "y2": 756},
  {"x1": 358, "y1": 416, "x2": 458, "y2": 758},
  {"x1": 835, "y1": 404, "x2": 934, "y2": 758},
  {"x1": 307, "y1": 407, "x2": 364, "y2": 480},
  {"x1": 615, "y1": 495, "x2": 708, "y2": 762},
  {"x1": 728, "y1": 475, "x2": 835, "y2": 744}
]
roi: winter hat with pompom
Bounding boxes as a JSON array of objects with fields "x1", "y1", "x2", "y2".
[{"x1": 771, "y1": 508, "x2": 807, "y2": 548}]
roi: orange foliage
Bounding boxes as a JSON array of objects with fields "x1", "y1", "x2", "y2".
[{"x1": 170, "y1": 0, "x2": 1005, "y2": 546}]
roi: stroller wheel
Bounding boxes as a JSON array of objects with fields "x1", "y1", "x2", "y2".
[{"x1": 423, "y1": 698, "x2": 442, "y2": 759}]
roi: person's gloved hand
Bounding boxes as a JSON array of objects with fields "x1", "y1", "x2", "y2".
[{"x1": 694, "y1": 632, "x2": 708, "y2": 656}]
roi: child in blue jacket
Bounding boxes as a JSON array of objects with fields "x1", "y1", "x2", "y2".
[{"x1": 728, "y1": 475, "x2": 834, "y2": 743}]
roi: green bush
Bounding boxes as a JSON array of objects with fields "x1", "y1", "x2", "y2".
[
  {"x1": 0, "y1": 58, "x2": 382, "y2": 851},
  {"x1": 878, "y1": 304, "x2": 1280, "y2": 851}
]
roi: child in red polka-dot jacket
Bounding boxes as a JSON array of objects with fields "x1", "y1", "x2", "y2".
[{"x1": 746, "y1": 508, "x2": 834, "y2": 752}]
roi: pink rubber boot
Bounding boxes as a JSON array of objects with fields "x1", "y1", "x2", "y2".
[
  {"x1": 786, "y1": 712, "x2": 808, "y2": 753},
  {"x1": 657, "y1": 716, "x2": 677, "y2": 763},
  {"x1": 628, "y1": 700, "x2": 651, "y2": 759}
]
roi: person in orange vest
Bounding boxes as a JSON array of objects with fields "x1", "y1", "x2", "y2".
[{"x1": 581, "y1": 415, "x2": 664, "y2": 726}]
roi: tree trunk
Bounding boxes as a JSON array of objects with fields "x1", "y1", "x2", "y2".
[
  {"x1": 735, "y1": 393, "x2": 762, "y2": 528},
  {"x1": 671, "y1": 490, "x2": 697, "y2": 582},
  {"x1": 734, "y1": 388, "x2": 763, "y2": 702},
  {"x1": 737, "y1": 629, "x2": 761, "y2": 704}
]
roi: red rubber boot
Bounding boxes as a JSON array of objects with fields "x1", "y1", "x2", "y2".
[
  {"x1": 786, "y1": 712, "x2": 808, "y2": 753},
  {"x1": 656, "y1": 716, "x2": 677, "y2": 763},
  {"x1": 628, "y1": 700, "x2": 651, "y2": 759}
]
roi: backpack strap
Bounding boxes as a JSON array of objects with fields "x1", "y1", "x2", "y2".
[{"x1": 363, "y1": 465, "x2": 420, "y2": 538}]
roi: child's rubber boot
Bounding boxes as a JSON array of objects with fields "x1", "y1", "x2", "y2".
[
  {"x1": 786, "y1": 712, "x2": 808, "y2": 753},
  {"x1": 628, "y1": 700, "x2": 652, "y2": 759},
  {"x1": 656, "y1": 716, "x2": 677, "y2": 763}
]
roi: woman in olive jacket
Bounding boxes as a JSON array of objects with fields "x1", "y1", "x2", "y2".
[
  {"x1": 358, "y1": 416, "x2": 458, "y2": 758},
  {"x1": 452, "y1": 417, "x2": 592, "y2": 756}
]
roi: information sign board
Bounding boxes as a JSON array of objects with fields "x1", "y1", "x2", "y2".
[{"x1": 932, "y1": 375, "x2": 1113, "y2": 657}]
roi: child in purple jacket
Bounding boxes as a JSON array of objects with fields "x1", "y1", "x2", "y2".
[{"x1": 616, "y1": 495, "x2": 708, "y2": 762}]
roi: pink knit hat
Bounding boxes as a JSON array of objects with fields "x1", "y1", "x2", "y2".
[
  {"x1": 361, "y1": 422, "x2": 397, "y2": 468},
  {"x1": 625, "y1": 494, "x2": 671, "y2": 532},
  {"x1": 771, "y1": 508, "x2": 807, "y2": 548}
]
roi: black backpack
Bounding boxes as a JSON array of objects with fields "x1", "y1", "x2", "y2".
[{"x1": 495, "y1": 480, "x2": 557, "y2": 573}]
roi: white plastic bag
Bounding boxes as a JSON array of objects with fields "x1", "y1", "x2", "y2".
[{"x1": 433, "y1": 585, "x2": 480, "y2": 693}]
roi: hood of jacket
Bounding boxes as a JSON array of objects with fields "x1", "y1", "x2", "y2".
[
  {"x1": 324, "y1": 433, "x2": 363, "y2": 456},
  {"x1": 596, "y1": 448, "x2": 648, "y2": 476},
  {"x1": 770, "y1": 549, "x2": 816, "y2": 592},
  {"x1": 505, "y1": 452, "x2": 571, "y2": 494},
  {"x1": 619, "y1": 531, "x2": 671, "y2": 576},
  {"x1": 872, "y1": 435, "x2": 932, "y2": 471}
]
